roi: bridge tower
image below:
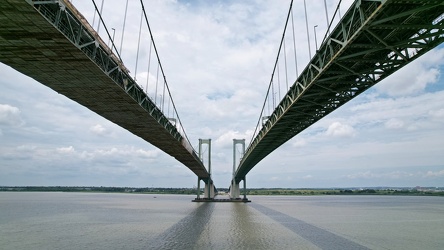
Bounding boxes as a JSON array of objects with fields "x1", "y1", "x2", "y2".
[
  {"x1": 230, "y1": 139, "x2": 247, "y2": 200},
  {"x1": 198, "y1": 139, "x2": 215, "y2": 199}
]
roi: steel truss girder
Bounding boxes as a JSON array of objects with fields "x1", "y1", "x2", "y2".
[
  {"x1": 235, "y1": 0, "x2": 444, "y2": 181},
  {"x1": 30, "y1": 0, "x2": 182, "y2": 142}
]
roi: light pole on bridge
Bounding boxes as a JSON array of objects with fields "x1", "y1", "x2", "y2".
[{"x1": 314, "y1": 25, "x2": 318, "y2": 51}]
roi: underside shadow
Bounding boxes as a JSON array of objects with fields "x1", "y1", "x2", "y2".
[
  {"x1": 250, "y1": 203, "x2": 370, "y2": 250},
  {"x1": 147, "y1": 202, "x2": 215, "y2": 249}
]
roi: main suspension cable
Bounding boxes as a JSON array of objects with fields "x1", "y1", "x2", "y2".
[
  {"x1": 247, "y1": 0, "x2": 294, "y2": 150},
  {"x1": 320, "y1": 0, "x2": 343, "y2": 46},
  {"x1": 91, "y1": 0, "x2": 123, "y2": 62},
  {"x1": 139, "y1": 0, "x2": 195, "y2": 149}
]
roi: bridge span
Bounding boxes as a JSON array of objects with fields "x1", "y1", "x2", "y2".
[
  {"x1": 0, "y1": 0, "x2": 212, "y2": 184},
  {"x1": 231, "y1": 0, "x2": 444, "y2": 196}
]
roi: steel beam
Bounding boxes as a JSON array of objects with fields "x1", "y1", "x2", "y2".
[
  {"x1": 235, "y1": 0, "x2": 444, "y2": 182},
  {"x1": 0, "y1": 0, "x2": 211, "y2": 180}
]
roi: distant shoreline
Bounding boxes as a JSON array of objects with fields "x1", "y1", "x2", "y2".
[{"x1": 1, "y1": 186, "x2": 443, "y2": 196}]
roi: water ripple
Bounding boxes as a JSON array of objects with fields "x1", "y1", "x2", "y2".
[
  {"x1": 147, "y1": 202, "x2": 215, "y2": 249},
  {"x1": 250, "y1": 203, "x2": 370, "y2": 250}
]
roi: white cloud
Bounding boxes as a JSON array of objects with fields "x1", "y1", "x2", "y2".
[
  {"x1": 135, "y1": 148, "x2": 160, "y2": 158},
  {"x1": 90, "y1": 124, "x2": 108, "y2": 136},
  {"x1": 56, "y1": 146, "x2": 75, "y2": 154},
  {"x1": 215, "y1": 129, "x2": 253, "y2": 148},
  {"x1": 429, "y1": 108, "x2": 444, "y2": 119},
  {"x1": 17, "y1": 145, "x2": 37, "y2": 152},
  {"x1": 0, "y1": 104, "x2": 23, "y2": 126},
  {"x1": 82, "y1": 146, "x2": 160, "y2": 160},
  {"x1": 346, "y1": 171, "x2": 414, "y2": 180},
  {"x1": 375, "y1": 48, "x2": 444, "y2": 97},
  {"x1": 385, "y1": 118, "x2": 404, "y2": 129},
  {"x1": 425, "y1": 170, "x2": 444, "y2": 178},
  {"x1": 345, "y1": 169, "x2": 444, "y2": 182},
  {"x1": 325, "y1": 122, "x2": 356, "y2": 137},
  {"x1": 270, "y1": 176, "x2": 279, "y2": 181},
  {"x1": 344, "y1": 91, "x2": 444, "y2": 134},
  {"x1": 292, "y1": 138, "x2": 306, "y2": 148}
]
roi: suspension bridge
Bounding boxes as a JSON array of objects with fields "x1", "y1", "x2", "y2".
[
  {"x1": 0, "y1": 0, "x2": 218, "y2": 197},
  {"x1": 230, "y1": 0, "x2": 444, "y2": 198},
  {"x1": 1, "y1": 0, "x2": 443, "y2": 200}
]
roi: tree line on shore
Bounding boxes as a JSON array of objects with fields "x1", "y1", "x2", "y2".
[
  {"x1": 1, "y1": 186, "x2": 443, "y2": 196},
  {"x1": 0, "y1": 186, "x2": 197, "y2": 194}
]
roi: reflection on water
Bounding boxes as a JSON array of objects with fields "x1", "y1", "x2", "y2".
[
  {"x1": 250, "y1": 203, "x2": 369, "y2": 250},
  {"x1": 148, "y1": 202, "x2": 214, "y2": 249},
  {"x1": 231, "y1": 202, "x2": 268, "y2": 248},
  {"x1": 1, "y1": 193, "x2": 443, "y2": 249}
]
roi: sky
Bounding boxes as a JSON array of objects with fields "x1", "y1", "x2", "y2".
[{"x1": 1, "y1": 0, "x2": 444, "y2": 188}]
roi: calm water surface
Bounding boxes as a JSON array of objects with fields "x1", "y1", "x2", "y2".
[{"x1": 0, "y1": 192, "x2": 443, "y2": 249}]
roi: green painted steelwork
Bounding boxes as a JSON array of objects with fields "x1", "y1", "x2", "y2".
[
  {"x1": 235, "y1": 0, "x2": 444, "y2": 183},
  {"x1": 32, "y1": 1, "x2": 182, "y2": 142},
  {"x1": 0, "y1": 0, "x2": 211, "y2": 181}
]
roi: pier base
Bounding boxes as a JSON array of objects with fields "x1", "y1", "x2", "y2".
[
  {"x1": 204, "y1": 181, "x2": 215, "y2": 199},
  {"x1": 229, "y1": 181, "x2": 240, "y2": 199},
  {"x1": 192, "y1": 198, "x2": 250, "y2": 202}
]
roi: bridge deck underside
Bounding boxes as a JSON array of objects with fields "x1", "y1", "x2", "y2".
[
  {"x1": 0, "y1": 0, "x2": 210, "y2": 179},
  {"x1": 236, "y1": 0, "x2": 444, "y2": 181}
]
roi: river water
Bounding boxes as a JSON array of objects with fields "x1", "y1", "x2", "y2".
[{"x1": 0, "y1": 192, "x2": 443, "y2": 249}]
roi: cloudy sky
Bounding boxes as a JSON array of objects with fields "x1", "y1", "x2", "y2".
[{"x1": 1, "y1": 0, "x2": 443, "y2": 188}]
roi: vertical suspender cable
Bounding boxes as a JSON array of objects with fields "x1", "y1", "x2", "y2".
[
  {"x1": 155, "y1": 64, "x2": 159, "y2": 104},
  {"x1": 338, "y1": 0, "x2": 342, "y2": 19},
  {"x1": 167, "y1": 96, "x2": 171, "y2": 118},
  {"x1": 145, "y1": 41, "x2": 152, "y2": 95},
  {"x1": 290, "y1": 7, "x2": 299, "y2": 79},
  {"x1": 321, "y1": 0, "x2": 343, "y2": 46},
  {"x1": 277, "y1": 62, "x2": 281, "y2": 101},
  {"x1": 96, "y1": 0, "x2": 104, "y2": 33},
  {"x1": 324, "y1": 0, "x2": 330, "y2": 35},
  {"x1": 172, "y1": 101, "x2": 176, "y2": 120},
  {"x1": 272, "y1": 80, "x2": 275, "y2": 108},
  {"x1": 92, "y1": 1, "x2": 97, "y2": 27},
  {"x1": 276, "y1": 63, "x2": 282, "y2": 100},
  {"x1": 162, "y1": 80, "x2": 166, "y2": 112},
  {"x1": 283, "y1": 39, "x2": 289, "y2": 91},
  {"x1": 119, "y1": 0, "x2": 129, "y2": 56},
  {"x1": 140, "y1": 0, "x2": 194, "y2": 148},
  {"x1": 91, "y1": 0, "x2": 123, "y2": 62},
  {"x1": 303, "y1": 0, "x2": 312, "y2": 59},
  {"x1": 134, "y1": 10, "x2": 144, "y2": 81}
]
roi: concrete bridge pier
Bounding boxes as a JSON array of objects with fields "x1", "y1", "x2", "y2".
[
  {"x1": 242, "y1": 177, "x2": 247, "y2": 200},
  {"x1": 229, "y1": 177, "x2": 248, "y2": 200},
  {"x1": 195, "y1": 177, "x2": 215, "y2": 200},
  {"x1": 196, "y1": 139, "x2": 215, "y2": 200},
  {"x1": 229, "y1": 180, "x2": 240, "y2": 199},
  {"x1": 204, "y1": 180, "x2": 215, "y2": 199},
  {"x1": 230, "y1": 139, "x2": 249, "y2": 200},
  {"x1": 196, "y1": 177, "x2": 201, "y2": 199}
]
